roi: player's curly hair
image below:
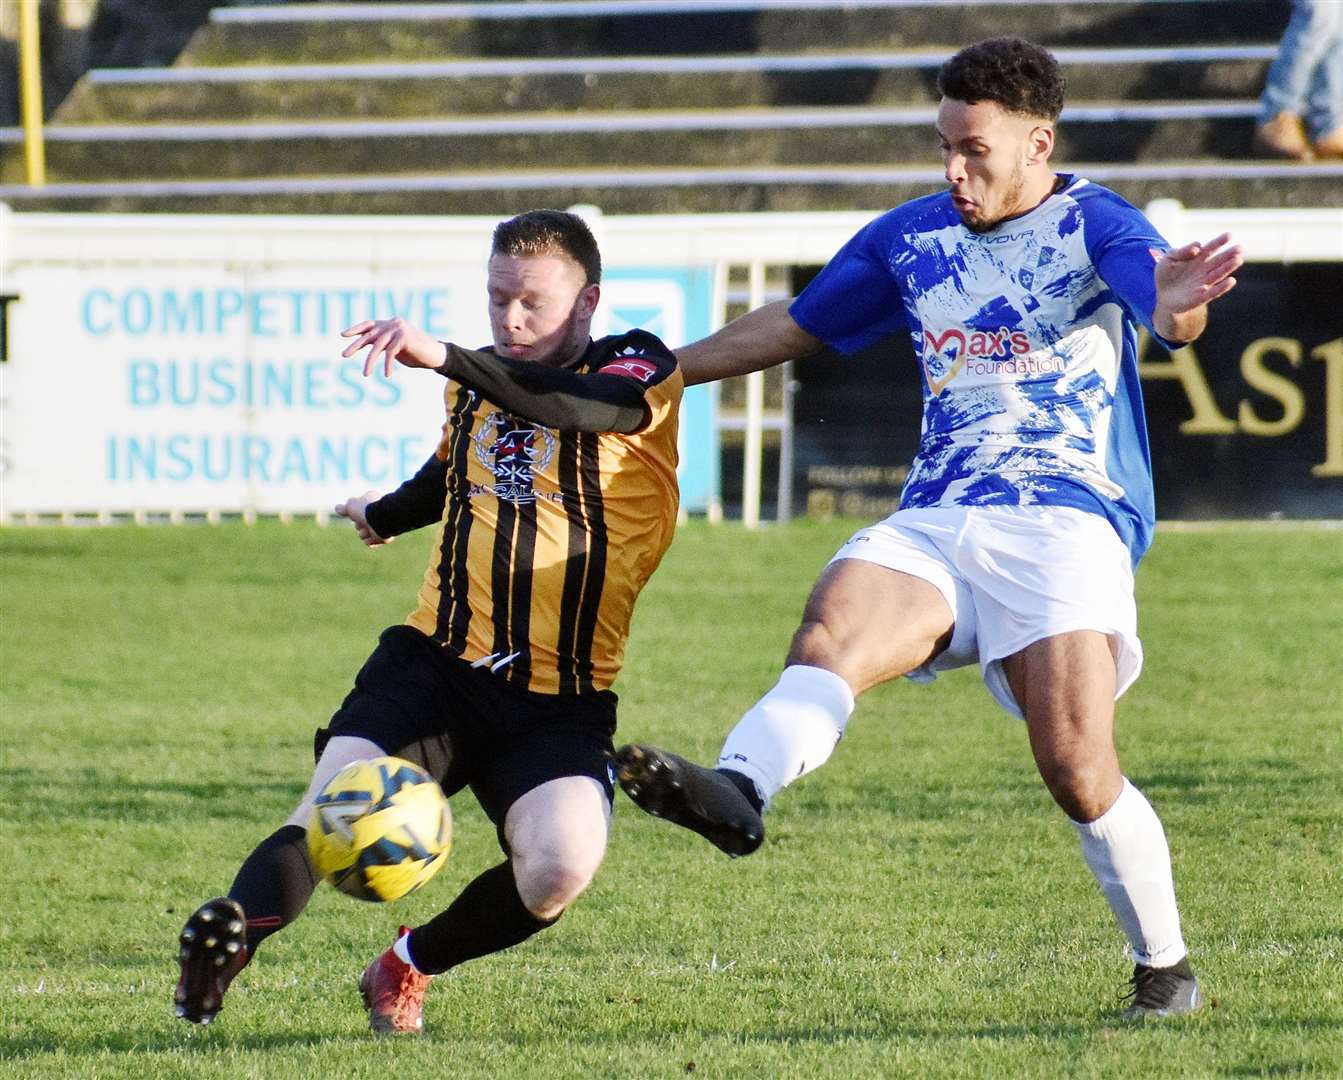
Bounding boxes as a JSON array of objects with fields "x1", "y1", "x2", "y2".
[
  {"x1": 936, "y1": 38, "x2": 1065, "y2": 121},
  {"x1": 492, "y1": 209, "x2": 602, "y2": 284}
]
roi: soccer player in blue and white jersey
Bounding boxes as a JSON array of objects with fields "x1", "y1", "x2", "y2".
[{"x1": 615, "y1": 37, "x2": 1243, "y2": 1019}]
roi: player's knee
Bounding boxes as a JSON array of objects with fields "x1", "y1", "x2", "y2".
[
  {"x1": 789, "y1": 617, "x2": 904, "y2": 692},
  {"x1": 788, "y1": 618, "x2": 845, "y2": 668},
  {"x1": 1039, "y1": 760, "x2": 1118, "y2": 822},
  {"x1": 513, "y1": 850, "x2": 599, "y2": 920},
  {"x1": 283, "y1": 735, "x2": 384, "y2": 828}
]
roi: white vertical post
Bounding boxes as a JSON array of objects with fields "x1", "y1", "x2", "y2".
[
  {"x1": 777, "y1": 359, "x2": 795, "y2": 524},
  {"x1": 1144, "y1": 198, "x2": 1185, "y2": 246},
  {"x1": 705, "y1": 259, "x2": 730, "y2": 524},
  {"x1": 742, "y1": 260, "x2": 766, "y2": 529}
]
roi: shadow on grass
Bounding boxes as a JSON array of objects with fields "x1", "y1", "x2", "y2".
[
  {"x1": 0, "y1": 538, "x2": 90, "y2": 559},
  {"x1": 1, "y1": 769, "x2": 300, "y2": 822},
  {"x1": 0, "y1": 1029, "x2": 336, "y2": 1060},
  {"x1": 1220, "y1": 1063, "x2": 1340, "y2": 1078},
  {"x1": 1131, "y1": 758, "x2": 1334, "y2": 804}
]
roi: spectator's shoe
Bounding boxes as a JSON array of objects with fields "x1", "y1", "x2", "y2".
[
  {"x1": 1312, "y1": 126, "x2": 1343, "y2": 160},
  {"x1": 359, "y1": 928, "x2": 431, "y2": 1034},
  {"x1": 1252, "y1": 111, "x2": 1315, "y2": 161},
  {"x1": 614, "y1": 743, "x2": 765, "y2": 857},
  {"x1": 1120, "y1": 956, "x2": 1202, "y2": 1019},
  {"x1": 173, "y1": 897, "x2": 250, "y2": 1025}
]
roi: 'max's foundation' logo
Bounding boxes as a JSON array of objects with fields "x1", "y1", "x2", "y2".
[{"x1": 922, "y1": 327, "x2": 1059, "y2": 393}]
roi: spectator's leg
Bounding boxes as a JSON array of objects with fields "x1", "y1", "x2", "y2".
[
  {"x1": 1255, "y1": 0, "x2": 1334, "y2": 159},
  {"x1": 1304, "y1": 5, "x2": 1343, "y2": 154}
]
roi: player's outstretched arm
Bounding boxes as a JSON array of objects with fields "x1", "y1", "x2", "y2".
[
  {"x1": 1151, "y1": 232, "x2": 1244, "y2": 345},
  {"x1": 340, "y1": 456, "x2": 451, "y2": 544},
  {"x1": 334, "y1": 491, "x2": 392, "y2": 548},
  {"x1": 340, "y1": 318, "x2": 447, "y2": 378},
  {"x1": 676, "y1": 299, "x2": 824, "y2": 387},
  {"x1": 435, "y1": 342, "x2": 653, "y2": 433}
]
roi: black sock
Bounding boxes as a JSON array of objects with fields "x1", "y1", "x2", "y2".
[
  {"x1": 407, "y1": 861, "x2": 556, "y2": 976},
  {"x1": 226, "y1": 824, "x2": 319, "y2": 950},
  {"x1": 717, "y1": 767, "x2": 765, "y2": 815}
]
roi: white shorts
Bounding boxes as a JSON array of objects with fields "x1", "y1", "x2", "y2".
[{"x1": 830, "y1": 505, "x2": 1142, "y2": 718}]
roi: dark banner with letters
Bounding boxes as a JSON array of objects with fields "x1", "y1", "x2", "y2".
[{"x1": 792, "y1": 262, "x2": 1343, "y2": 521}]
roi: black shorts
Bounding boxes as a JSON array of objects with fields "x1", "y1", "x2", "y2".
[{"x1": 317, "y1": 625, "x2": 618, "y2": 851}]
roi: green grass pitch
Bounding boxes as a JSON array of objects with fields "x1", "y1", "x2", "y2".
[{"x1": 1, "y1": 519, "x2": 1340, "y2": 1078}]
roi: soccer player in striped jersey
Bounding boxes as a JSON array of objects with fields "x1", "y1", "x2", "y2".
[
  {"x1": 174, "y1": 210, "x2": 682, "y2": 1034},
  {"x1": 615, "y1": 39, "x2": 1243, "y2": 1020}
]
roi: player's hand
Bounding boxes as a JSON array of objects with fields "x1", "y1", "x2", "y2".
[
  {"x1": 340, "y1": 318, "x2": 448, "y2": 378},
  {"x1": 1151, "y1": 232, "x2": 1243, "y2": 314},
  {"x1": 334, "y1": 490, "x2": 393, "y2": 548}
]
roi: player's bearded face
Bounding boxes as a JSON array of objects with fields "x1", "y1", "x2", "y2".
[
  {"x1": 487, "y1": 253, "x2": 600, "y2": 367},
  {"x1": 937, "y1": 99, "x2": 1051, "y2": 233}
]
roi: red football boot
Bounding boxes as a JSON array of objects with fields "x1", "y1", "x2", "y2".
[{"x1": 359, "y1": 928, "x2": 432, "y2": 1034}]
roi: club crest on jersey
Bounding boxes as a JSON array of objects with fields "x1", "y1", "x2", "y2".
[{"x1": 472, "y1": 412, "x2": 556, "y2": 504}]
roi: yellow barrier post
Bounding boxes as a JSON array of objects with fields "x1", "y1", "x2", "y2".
[{"x1": 19, "y1": 0, "x2": 48, "y2": 188}]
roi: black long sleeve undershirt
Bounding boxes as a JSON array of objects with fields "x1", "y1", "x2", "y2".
[
  {"x1": 365, "y1": 338, "x2": 665, "y2": 539},
  {"x1": 363, "y1": 454, "x2": 448, "y2": 540},
  {"x1": 436, "y1": 342, "x2": 650, "y2": 434}
]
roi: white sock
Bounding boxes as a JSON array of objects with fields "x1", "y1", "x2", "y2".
[
  {"x1": 1074, "y1": 778, "x2": 1188, "y2": 968},
  {"x1": 716, "y1": 664, "x2": 855, "y2": 808},
  {"x1": 393, "y1": 928, "x2": 427, "y2": 973}
]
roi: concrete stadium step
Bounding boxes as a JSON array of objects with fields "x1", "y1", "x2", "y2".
[
  {"x1": 8, "y1": 0, "x2": 1325, "y2": 219},
  {"x1": 1, "y1": 163, "x2": 1337, "y2": 216},
  {"x1": 1, "y1": 103, "x2": 1282, "y2": 183},
  {"x1": 57, "y1": 46, "x2": 1277, "y2": 124},
  {"x1": 183, "y1": 0, "x2": 1287, "y2": 65}
]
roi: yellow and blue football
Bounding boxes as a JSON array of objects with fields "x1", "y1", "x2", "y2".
[{"x1": 306, "y1": 756, "x2": 451, "y2": 903}]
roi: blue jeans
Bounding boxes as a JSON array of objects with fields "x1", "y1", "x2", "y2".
[{"x1": 1258, "y1": 0, "x2": 1343, "y2": 137}]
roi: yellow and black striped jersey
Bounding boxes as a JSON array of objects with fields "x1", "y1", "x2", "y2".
[{"x1": 369, "y1": 330, "x2": 681, "y2": 695}]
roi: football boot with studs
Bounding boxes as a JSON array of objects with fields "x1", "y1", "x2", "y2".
[
  {"x1": 174, "y1": 897, "x2": 250, "y2": 1025},
  {"x1": 614, "y1": 743, "x2": 765, "y2": 857}
]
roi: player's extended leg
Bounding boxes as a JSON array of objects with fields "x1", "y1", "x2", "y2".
[
  {"x1": 360, "y1": 776, "x2": 610, "y2": 1033},
  {"x1": 174, "y1": 734, "x2": 382, "y2": 1025},
  {"x1": 1002, "y1": 632, "x2": 1200, "y2": 1018},
  {"x1": 617, "y1": 559, "x2": 954, "y2": 855}
]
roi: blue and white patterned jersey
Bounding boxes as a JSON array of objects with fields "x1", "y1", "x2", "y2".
[{"x1": 790, "y1": 175, "x2": 1175, "y2": 566}]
